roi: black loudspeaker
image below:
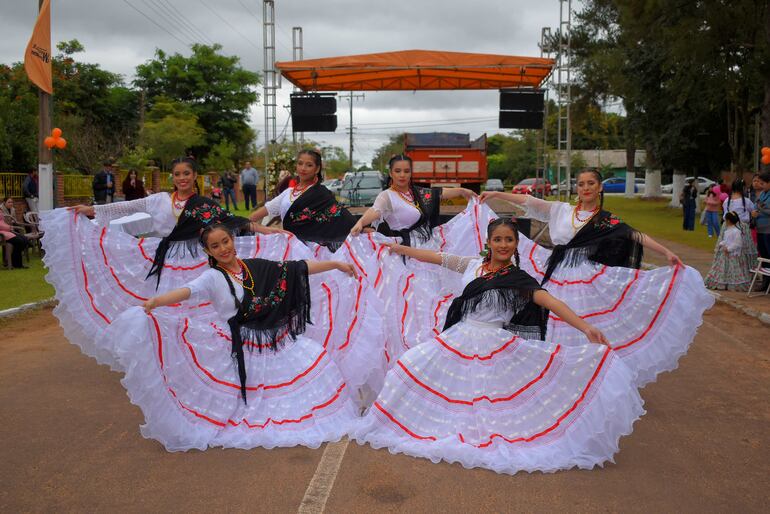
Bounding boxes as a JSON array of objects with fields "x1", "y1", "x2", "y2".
[
  {"x1": 292, "y1": 115, "x2": 338, "y2": 132},
  {"x1": 291, "y1": 94, "x2": 338, "y2": 132},
  {"x1": 500, "y1": 90, "x2": 545, "y2": 111},
  {"x1": 499, "y1": 111, "x2": 544, "y2": 129}
]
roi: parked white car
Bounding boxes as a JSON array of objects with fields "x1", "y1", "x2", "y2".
[{"x1": 661, "y1": 176, "x2": 715, "y2": 194}]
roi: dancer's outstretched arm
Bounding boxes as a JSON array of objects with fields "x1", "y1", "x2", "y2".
[
  {"x1": 143, "y1": 288, "x2": 192, "y2": 313},
  {"x1": 306, "y1": 260, "x2": 357, "y2": 277},
  {"x1": 533, "y1": 290, "x2": 609, "y2": 345},
  {"x1": 385, "y1": 242, "x2": 442, "y2": 265},
  {"x1": 442, "y1": 187, "x2": 477, "y2": 200},
  {"x1": 350, "y1": 208, "x2": 381, "y2": 236},
  {"x1": 479, "y1": 191, "x2": 530, "y2": 206},
  {"x1": 639, "y1": 234, "x2": 683, "y2": 266}
]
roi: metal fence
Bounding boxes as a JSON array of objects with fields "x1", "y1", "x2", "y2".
[
  {"x1": 61, "y1": 174, "x2": 93, "y2": 198},
  {"x1": 0, "y1": 173, "x2": 26, "y2": 198}
]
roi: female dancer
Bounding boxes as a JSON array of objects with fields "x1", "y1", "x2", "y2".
[
  {"x1": 480, "y1": 170, "x2": 714, "y2": 386},
  {"x1": 345, "y1": 155, "x2": 494, "y2": 364},
  {"x1": 350, "y1": 154, "x2": 477, "y2": 248},
  {"x1": 249, "y1": 149, "x2": 355, "y2": 253},
  {"x1": 107, "y1": 223, "x2": 360, "y2": 451},
  {"x1": 355, "y1": 218, "x2": 644, "y2": 474}
]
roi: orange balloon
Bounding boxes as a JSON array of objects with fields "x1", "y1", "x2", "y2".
[
  {"x1": 762, "y1": 154, "x2": 770, "y2": 165},
  {"x1": 762, "y1": 146, "x2": 770, "y2": 156},
  {"x1": 52, "y1": 127, "x2": 62, "y2": 138},
  {"x1": 55, "y1": 137, "x2": 67, "y2": 149},
  {"x1": 44, "y1": 136, "x2": 56, "y2": 148}
]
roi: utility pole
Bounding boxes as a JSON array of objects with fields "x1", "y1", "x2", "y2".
[
  {"x1": 344, "y1": 91, "x2": 365, "y2": 170},
  {"x1": 37, "y1": 0, "x2": 53, "y2": 210}
]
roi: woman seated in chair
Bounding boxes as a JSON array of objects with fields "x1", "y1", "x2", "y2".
[{"x1": 1, "y1": 197, "x2": 29, "y2": 269}]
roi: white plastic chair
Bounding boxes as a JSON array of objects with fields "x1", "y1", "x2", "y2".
[{"x1": 747, "y1": 257, "x2": 770, "y2": 297}]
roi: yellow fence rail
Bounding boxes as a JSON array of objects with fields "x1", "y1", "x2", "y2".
[
  {"x1": 0, "y1": 173, "x2": 26, "y2": 198},
  {"x1": 62, "y1": 174, "x2": 93, "y2": 198}
]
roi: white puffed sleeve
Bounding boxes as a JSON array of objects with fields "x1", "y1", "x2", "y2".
[{"x1": 369, "y1": 191, "x2": 393, "y2": 225}]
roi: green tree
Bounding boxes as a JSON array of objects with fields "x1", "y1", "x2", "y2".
[
  {"x1": 203, "y1": 140, "x2": 236, "y2": 172},
  {"x1": 140, "y1": 100, "x2": 205, "y2": 170},
  {"x1": 134, "y1": 44, "x2": 260, "y2": 161}
]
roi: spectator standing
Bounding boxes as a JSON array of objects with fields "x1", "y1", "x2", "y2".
[
  {"x1": 218, "y1": 170, "x2": 238, "y2": 211},
  {"x1": 752, "y1": 172, "x2": 770, "y2": 290},
  {"x1": 703, "y1": 190, "x2": 722, "y2": 238},
  {"x1": 723, "y1": 179, "x2": 755, "y2": 224},
  {"x1": 22, "y1": 169, "x2": 39, "y2": 212},
  {"x1": 240, "y1": 161, "x2": 260, "y2": 210},
  {"x1": 122, "y1": 169, "x2": 147, "y2": 201},
  {"x1": 93, "y1": 161, "x2": 116, "y2": 204},
  {"x1": 681, "y1": 179, "x2": 698, "y2": 231},
  {"x1": 704, "y1": 212, "x2": 752, "y2": 291}
]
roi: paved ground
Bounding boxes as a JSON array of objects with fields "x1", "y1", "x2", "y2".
[
  {"x1": 2, "y1": 201, "x2": 769, "y2": 512},
  {"x1": 1, "y1": 300, "x2": 769, "y2": 512}
]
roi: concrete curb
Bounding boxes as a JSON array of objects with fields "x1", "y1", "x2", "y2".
[
  {"x1": 0, "y1": 297, "x2": 56, "y2": 320},
  {"x1": 642, "y1": 262, "x2": 770, "y2": 326}
]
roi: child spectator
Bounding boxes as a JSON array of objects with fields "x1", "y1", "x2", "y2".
[
  {"x1": 703, "y1": 189, "x2": 722, "y2": 238},
  {"x1": 705, "y1": 212, "x2": 751, "y2": 291}
]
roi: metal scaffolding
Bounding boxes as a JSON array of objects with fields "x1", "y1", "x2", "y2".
[
  {"x1": 292, "y1": 26, "x2": 303, "y2": 147},
  {"x1": 262, "y1": 0, "x2": 278, "y2": 172},
  {"x1": 555, "y1": 0, "x2": 573, "y2": 202},
  {"x1": 536, "y1": 26, "x2": 554, "y2": 199}
]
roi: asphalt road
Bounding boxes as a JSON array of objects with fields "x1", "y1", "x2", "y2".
[{"x1": 1, "y1": 302, "x2": 768, "y2": 513}]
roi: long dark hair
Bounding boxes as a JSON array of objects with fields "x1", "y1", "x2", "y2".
[
  {"x1": 298, "y1": 149, "x2": 324, "y2": 182},
  {"x1": 724, "y1": 211, "x2": 740, "y2": 226},
  {"x1": 727, "y1": 178, "x2": 746, "y2": 212},
  {"x1": 485, "y1": 217, "x2": 521, "y2": 267},
  {"x1": 577, "y1": 169, "x2": 604, "y2": 208},
  {"x1": 199, "y1": 223, "x2": 235, "y2": 268}
]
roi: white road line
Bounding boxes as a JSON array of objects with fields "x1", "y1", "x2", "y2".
[{"x1": 297, "y1": 438, "x2": 350, "y2": 514}]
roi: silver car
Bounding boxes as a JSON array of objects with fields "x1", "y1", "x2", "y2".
[
  {"x1": 484, "y1": 178, "x2": 505, "y2": 192},
  {"x1": 339, "y1": 172, "x2": 384, "y2": 207}
]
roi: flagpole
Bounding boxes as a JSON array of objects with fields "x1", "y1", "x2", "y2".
[{"x1": 37, "y1": 0, "x2": 53, "y2": 210}]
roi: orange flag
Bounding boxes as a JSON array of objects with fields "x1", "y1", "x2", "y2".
[{"x1": 24, "y1": 0, "x2": 53, "y2": 94}]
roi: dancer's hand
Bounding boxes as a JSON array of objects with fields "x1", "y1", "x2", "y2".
[
  {"x1": 143, "y1": 298, "x2": 157, "y2": 313},
  {"x1": 350, "y1": 220, "x2": 365, "y2": 236},
  {"x1": 68, "y1": 204, "x2": 95, "y2": 217},
  {"x1": 479, "y1": 191, "x2": 498, "y2": 203},
  {"x1": 665, "y1": 250, "x2": 683, "y2": 267},
  {"x1": 385, "y1": 242, "x2": 407, "y2": 255},
  {"x1": 583, "y1": 325, "x2": 609, "y2": 346},
  {"x1": 335, "y1": 262, "x2": 358, "y2": 278},
  {"x1": 457, "y1": 188, "x2": 478, "y2": 200}
]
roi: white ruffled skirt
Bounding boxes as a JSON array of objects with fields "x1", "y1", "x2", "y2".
[
  {"x1": 109, "y1": 307, "x2": 358, "y2": 451},
  {"x1": 517, "y1": 234, "x2": 715, "y2": 387},
  {"x1": 354, "y1": 319, "x2": 645, "y2": 474},
  {"x1": 40, "y1": 208, "x2": 386, "y2": 393}
]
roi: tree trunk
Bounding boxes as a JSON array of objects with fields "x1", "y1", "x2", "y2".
[
  {"x1": 644, "y1": 169, "x2": 661, "y2": 198},
  {"x1": 670, "y1": 172, "x2": 685, "y2": 208},
  {"x1": 624, "y1": 141, "x2": 636, "y2": 198}
]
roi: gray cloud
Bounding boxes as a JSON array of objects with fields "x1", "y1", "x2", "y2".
[{"x1": 1, "y1": 0, "x2": 561, "y2": 163}]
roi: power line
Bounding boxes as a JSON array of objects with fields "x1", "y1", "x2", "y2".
[
  {"x1": 140, "y1": 0, "x2": 197, "y2": 46},
  {"x1": 160, "y1": 0, "x2": 216, "y2": 46},
  {"x1": 121, "y1": 0, "x2": 191, "y2": 49},
  {"x1": 356, "y1": 116, "x2": 497, "y2": 127},
  {"x1": 198, "y1": 0, "x2": 261, "y2": 51}
]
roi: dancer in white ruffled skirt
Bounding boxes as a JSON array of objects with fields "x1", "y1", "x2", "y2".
[
  {"x1": 354, "y1": 218, "x2": 645, "y2": 474},
  {"x1": 113, "y1": 223, "x2": 360, "y2": 451},
  {"x1": 481, "y1": 170, "x2": 714, "y2": 386}
]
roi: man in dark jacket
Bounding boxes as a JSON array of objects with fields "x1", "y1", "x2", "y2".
[
  {"x1": 22, "y1": 169, "x2": 39, "y2": 212},
  {"x1": 218, "y1": 170, "x2": 239, "y2": 211},
  {"x1": 93, "y1": 161, "x2": 116, "y2": 204}
]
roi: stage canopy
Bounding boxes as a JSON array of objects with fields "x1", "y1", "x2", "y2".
[{"x1": 275, "y1": 49, "x2": 554, "y2": 92}]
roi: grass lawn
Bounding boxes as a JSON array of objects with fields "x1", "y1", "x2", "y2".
[
  {"x1": 0, "y1": 253, "x2": 54, "y2": 311},
  {"x1": 602, "y1": 196, "x2": 716, "y2": 252}
]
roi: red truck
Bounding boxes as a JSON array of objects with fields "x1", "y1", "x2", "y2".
[{"x1": 404, "y1": 132, "x2": 488, "y2": 193}]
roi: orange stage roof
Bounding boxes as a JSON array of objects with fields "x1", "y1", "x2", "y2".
[{"x1": 275, "y1": 49, "x2": 554, "y2": 91}]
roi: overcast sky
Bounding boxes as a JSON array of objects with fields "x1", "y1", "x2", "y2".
[{"x1": 2, "y1": 0, "x2": 565, "y2": 165}]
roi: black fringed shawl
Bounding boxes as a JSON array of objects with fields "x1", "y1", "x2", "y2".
[
  {"x1": 443, "y1": 264, "x2": 549, "y2": 340},
  {"x1": 540, "y1": 210, "x2": 644, "y2": 286},
  {"x1": 218, "y1": 258, "x2": 312, "y2": 403},
  {"x1": 283, "y1": 183, "x2": 356, "y2": 251},
  {"x1": 377, "y1": 186, "x2": 442, "y2": 247},
  {"x1": 146, "y1": 195, "x2": 251, "y2": 287}
]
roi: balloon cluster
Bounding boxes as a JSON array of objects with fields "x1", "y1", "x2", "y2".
[
  {"x1": 762, "y1": 147, "x2": 770, "y2": 166},
  {"x1": 44, "y1": 127, "x2": 67, "y2": 150}
]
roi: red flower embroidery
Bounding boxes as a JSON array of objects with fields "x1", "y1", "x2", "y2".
[
  {"x1": 203, "y1": 211, "x2": 212, "y2": 219},
  {"x1": 609, "y1": 218, "x2": 619, "y2": 225},
  {"x1": 424, "y1": 193, "x2": 431, "y2": 200},
  {"x1": 329, "y1": 205, "x2": 337, "y2": 214},
  {"x1": 280, "y1": 279, "x2": 287, "y2": 291}
]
